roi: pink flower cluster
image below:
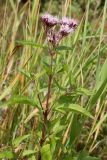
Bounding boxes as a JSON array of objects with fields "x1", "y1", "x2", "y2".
[
  {"x1": 41, "y1": 14, "x2": 59, "y2": 28},
  {"x1": 41, "y1": 13, "x2": 78, "y2": 48},
  {"x1": 60, "y1": 17, "x2": 78, "y2": 36}
]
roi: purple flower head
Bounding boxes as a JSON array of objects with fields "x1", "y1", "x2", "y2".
[
  {"x1": 60, "y1": 17, "x2": 78, "y2": 27},
  {"x1": 60, "y1": 25, "x2": 74, "y2": 36},
  {"x1": 41, "y1": 13, "x2": 59, "y2": 28},
  {"x1": 53, "y1": 33, "x2": 62, "y2": 45},
  {"x1": 41, "y1": 14, "x2": 78, "y2": 49},
  {"x1": 69, "y1": 19, "x2": 78, "y2": 28},
  {"x1": 60, "y1": 17, "x2": 71, "y2": 25},
  {"x1": 47, "y1": 29, "x2": 62, "y2": 47},
  {"x1": 60, "y1": 17, "x2": 78, "y2": 36}
]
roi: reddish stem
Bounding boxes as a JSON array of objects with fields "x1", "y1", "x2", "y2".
[{"x1": 38, "y1": 55, "x2": 53, "y2": 160}]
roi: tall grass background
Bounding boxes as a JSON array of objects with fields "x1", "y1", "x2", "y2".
[{"x1": 0, "y1": 0, "x2": 107, "y2": 159}]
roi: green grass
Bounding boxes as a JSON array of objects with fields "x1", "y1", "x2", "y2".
[{"x1": 0, "y1": 0, "x2": 107, "y2": 159}]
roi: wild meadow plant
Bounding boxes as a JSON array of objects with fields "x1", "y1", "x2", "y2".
[
  {"x1": 37, "y1": 13, "x2": 78, "y2": 160},
  {"x1": 0, "y1": 0, "x2": 107, "y2": 159}
]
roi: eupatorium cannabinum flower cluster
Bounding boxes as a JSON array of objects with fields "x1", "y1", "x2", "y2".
[{"x1": 41, "y1": 13, "x2": 78, "y2": 48}]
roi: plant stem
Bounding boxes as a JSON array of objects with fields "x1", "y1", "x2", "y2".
[{"x1": 38, "y1": 54, "x2": 53, "y2": 160}]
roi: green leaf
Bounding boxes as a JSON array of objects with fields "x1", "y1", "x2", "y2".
[
  {"x1": 84, "y1": 157, "x2": 100, "y2": 160},
  {"x1": 22, "y1": 150, "x2": 36, "y2": 157},
  {"x1": 16, "y1": 40, "x2": 47, "y2": 49},
  {"x1": 73, "y1": 16, "x2": 83, "y2": 45},
  {"x1": 78, "y1": 150, "x2": 88, "y2": 160},
  {"x1": 89, "y1": 78, "x2": 107, "y2": 107},
  {"x1": 76, "y1": 87, "x2": 93, "y2": 96},
  {"x1": 68, "y1": 104, "x2": 93, "y2": 119},
  {"x1": 41, "y1": 144, "x2": 52, "y2": 160},
  {"x1": 43, "y1": 61, "x2": 52, "y2": 75},
  {"x1": 12, "y1": 134, "x2": 30, "y2": 147},
  {"x1": 58, "y1": 95, "x2": 73, "y2": 104},
  {"x1": 50, "y1": 136, "x2": 56, "y2": 156},
  {"x1": 49, "y1": 119, "x2": 65, "y2": 135},
  {"x1": 70, "y1": 115, "x2": 82, "y2": 144},
  {"x1": 7, "y1": 95, "x2": 38, "y2": 107},
  {"x1": 87, "y1": 58, "x2": 107, "y2": 109},
  {"x1": 28, "y1": 155, "x2": 36, "y2": 160},
  {"x1": 78, "y1": 150, "x2": 100, "y2": 160},
  {"x1": 18, "y1": 68, "x2": 31, "y2": 79},
  {"x1": 56, "y1": 45, "x2": 72, "y2": 51},
  {"x1": 96, "y1": 58, "x2": 107, "y2": 89},
  {"x1": 0, "y1": 149, "x2": 14, "y2": 159},
  {"x1": 57, "y1": 103, "x2": 93, "y2": 119}
]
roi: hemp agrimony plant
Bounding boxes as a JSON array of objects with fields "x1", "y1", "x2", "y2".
[
  {"x1": 38, "y1": 13, "x2": 78, "y2": 160},
  {"x1": 41, "y1": 13, "x2": 78, "y2": 50}
]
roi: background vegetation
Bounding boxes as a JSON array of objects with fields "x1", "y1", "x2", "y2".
[{"x1": 0, "y1": 0, "x2": 107, "y2": 159}]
